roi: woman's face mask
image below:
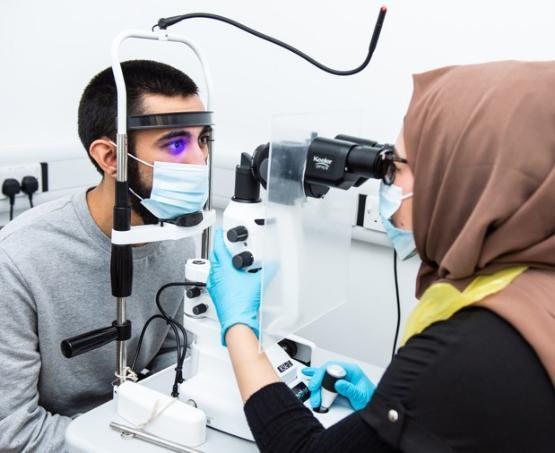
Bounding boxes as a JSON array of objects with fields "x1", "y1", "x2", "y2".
[{"x1": 379, "y1": 182, "x2": 417, "y2": 260}]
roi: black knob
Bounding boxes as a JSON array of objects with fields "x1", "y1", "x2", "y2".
[
  {"x1": 192, "y1": 304, "x2": 208, "y2": 315},
  {"x1": 186, "y1": 287, "x2": 201, "y2": 298},
  {"x1": 232, "y1": 251, "x2": 254, "y2": 269},
  {"x1": 227, "y1": 226, "x2": 248, "y2": 243},
  {"x1": 322, "y1": 364, "x2": 346, "y2": 392}
]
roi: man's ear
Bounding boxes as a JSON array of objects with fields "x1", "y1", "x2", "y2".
[{"x1": 89, "y1": 138, "x2": 117, "y2": 177}]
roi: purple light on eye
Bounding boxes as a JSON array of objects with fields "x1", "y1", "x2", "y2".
[{"x1": 167, "y1": 137, "x2": 189, "y2": 155}]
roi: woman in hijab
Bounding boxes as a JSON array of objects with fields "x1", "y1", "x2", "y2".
[{"x1": 207, "y1": 60, "x2": 555, "y2": 452}]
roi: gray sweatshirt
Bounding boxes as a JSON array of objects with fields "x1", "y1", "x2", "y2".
[{"x1": 0, "y1": 189, "x2": 195, "y2": 452}]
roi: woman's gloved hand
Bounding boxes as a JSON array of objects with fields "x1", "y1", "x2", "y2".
[
  {"x1": 207, "y1": 229, "x2": 261, "y2": 345},
  {"x1": 302, "y1": 361, "x2": 376, "y2": 411}
]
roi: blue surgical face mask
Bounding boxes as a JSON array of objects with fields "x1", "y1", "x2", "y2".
[
  {"x1": 127, "y1": 152, "x2": 209, "y2": 220},
  {"x1": 379, "y1": 182, "x2": 417, "y2": 260}
]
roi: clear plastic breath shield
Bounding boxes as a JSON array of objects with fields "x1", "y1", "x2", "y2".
[{"x1": 260, "y1": 112, "x2": 359, "y2": 350}]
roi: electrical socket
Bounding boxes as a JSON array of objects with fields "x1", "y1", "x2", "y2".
[
  {"x1": 0, "y1": 162, "x2": 43, "y2": 201},
  {"x1": 363, "y1": 194, "x2": 385, "y2": 233}
]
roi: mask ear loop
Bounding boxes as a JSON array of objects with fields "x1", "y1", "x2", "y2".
[
  {"x1": 109, "y1": 140, "x2": 150, "y2": 202},
  {"x1": 127, "y1": 152, "x2": 154, "y2": 168},
  {"x1": 109, "y1": 140, "x2": 154, "y2": 168},
  {"x1": 128, "y1": 187, "x2": 144, "y2": 201}
]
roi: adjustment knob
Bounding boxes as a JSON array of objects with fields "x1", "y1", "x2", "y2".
[
  {"x1": 316, "y1": 364, "x2": 347, "y2": 413},
  {"x1": 232, "y1": 251, "x2": 254, "y2": 269},
  {"x1": 192, "y1": 304, "x2": 208, "y2": 315},
  {"x1": 227, "y1": 226, "x2": 248, "y2": 243},
  {"x1": 186, "y1": 287, "x2": 201, "y2": 298}
]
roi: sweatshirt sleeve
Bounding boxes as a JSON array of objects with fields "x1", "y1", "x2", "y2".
[
  {"x1": 244, "y1": 382, "x2": 395, "y2": 453},
  {"x1": 0, "y1": 247, "x2": 71, "y2": 452}
]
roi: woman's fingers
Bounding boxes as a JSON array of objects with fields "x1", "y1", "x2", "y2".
[
  {"x1": 211, "y1": 228, "x2": 234, "y2": 266},
  {"x1": 335, "y1": 379, "x2": 356, "y2": 399},
  {"x1": 309, "y1": 388, "x2": 321, "y2": 409}
]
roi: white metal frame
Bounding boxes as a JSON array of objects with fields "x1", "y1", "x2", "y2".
[{"x1": 110, "y1": 28, "x2": 215, "y2": 246}]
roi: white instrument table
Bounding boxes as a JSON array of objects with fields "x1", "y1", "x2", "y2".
[{"x1": 66, "y1": 348, "x2": 384, "y2": 453}]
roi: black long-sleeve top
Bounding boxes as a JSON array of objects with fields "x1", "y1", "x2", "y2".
[{"x1": 244, "y1": 307, "x2": 555, "y2": 452}]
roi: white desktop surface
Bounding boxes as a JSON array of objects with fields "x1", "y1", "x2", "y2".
[{"x1": 66, "y1": 347, "x2": 385, "y2": 453}]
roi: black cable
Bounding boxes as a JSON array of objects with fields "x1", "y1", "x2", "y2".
[
  {"x1": 28, "y1": 196, "x2": 34, "y2": 208},
  {"x1": 9, "y1": 204, "x2": 14, "y2": 221},
  {"x1": 157, "y1": 282, "x2": 206, "y2": 397},
  {"x1": 154, "y1": 7, "x2": 387, "y2": 76},
  {"x1": 392, "y1": 250, "x2": 401, "y2": 359},
  {"x1": 156, "y1": 284, "x2": 187, "y2": 391},
  {"x1": 131, "y1": 314, "x2": 180, "y2": 372},
  {"x1": 132, "y1": 316, "x2": 182, "y2": 397},
  {"x1": 156, "y1": 283, "x2": 197, "y2": 356},
  {"x1": 133, "y1": 281, "x2": 205, "y2": 397},
  {"x1": 133, "y1": 309, "x2": 183, "y2": 397}
]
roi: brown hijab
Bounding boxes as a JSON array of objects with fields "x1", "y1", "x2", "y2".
[{"x1": 403, "y1": 61, "x2": 555, "y2": 382}]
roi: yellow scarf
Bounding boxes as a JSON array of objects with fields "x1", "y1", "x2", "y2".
[{"x1": 401, "y1": 266, "x2": 528, "y2": 346}]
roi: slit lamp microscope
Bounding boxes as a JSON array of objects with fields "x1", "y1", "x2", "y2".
[{"x1": 60, "y1": 7, "x2": 394, "y2": 450}]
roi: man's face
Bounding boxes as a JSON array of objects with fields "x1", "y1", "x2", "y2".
[{"x1": 128, "y1": 94, "x2": 210, "y2": 224}]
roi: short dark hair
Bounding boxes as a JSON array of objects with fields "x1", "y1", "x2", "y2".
[{"x1": 78, "y1": 60, "x2": 199, "y2": 174}]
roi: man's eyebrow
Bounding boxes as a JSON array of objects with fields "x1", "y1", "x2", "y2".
[{"x1": 155, "y1": 129, "x2": 192, "y2": 144}]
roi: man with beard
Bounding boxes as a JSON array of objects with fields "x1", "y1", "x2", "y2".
[{"x1": 0, "y1": 60, "x2": 210, "y2": 452}]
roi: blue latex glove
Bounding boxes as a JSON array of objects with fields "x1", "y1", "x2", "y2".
[
  {"x1": 302, "y1": 361, "x2": 376, "y2": 411},
  {"x1": 207, "y1": 229, "x2": 262, "y2": 346}
]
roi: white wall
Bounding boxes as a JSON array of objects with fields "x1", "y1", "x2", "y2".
[
  {"x1": 3, "y1": 0, "x2": 554, "y2": 154},
  {"x1": 1, "y1": 0, "x2": 554, "y2": 367}
]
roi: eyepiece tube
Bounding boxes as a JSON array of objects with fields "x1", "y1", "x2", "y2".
[
  {"x1": 334, "y1": 134, "x2": 378, "y2": 147},
  {"x1": 346, "y1": 144, "x2": 392, "y2": 180},
  {"x1": 250, "y1": 136, "x2": 396, "y2": 200}
]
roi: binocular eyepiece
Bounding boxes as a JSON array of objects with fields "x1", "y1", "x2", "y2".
[{"x1": 249, "y1": 135, "x2": 398, "y2": 199}]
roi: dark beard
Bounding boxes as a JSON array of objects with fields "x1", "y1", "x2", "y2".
[{"x1": 127, "y1": 154, "x2": 159, "y2": 225}]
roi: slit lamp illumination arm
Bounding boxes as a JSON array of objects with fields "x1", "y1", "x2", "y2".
[{"x1": 153, "y1": 7, "x2": 387, "y2": 76}]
